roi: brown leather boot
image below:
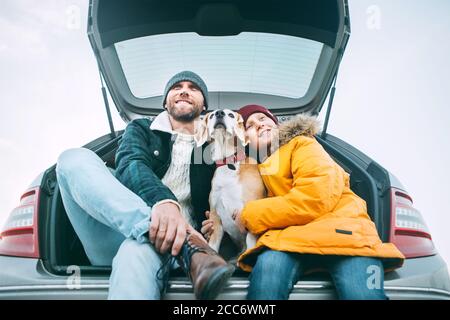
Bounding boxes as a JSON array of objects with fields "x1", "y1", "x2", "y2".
[{"x1": 177, "y1": 231, "x2": 235, "y2": 300}]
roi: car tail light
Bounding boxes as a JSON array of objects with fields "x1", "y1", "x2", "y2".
[
  {"x1": 0, "y1": 187, "x2": 40, "y2": 258},
  {"x1": 389, "y1": 188, "x2": 436, "y2": 258}
]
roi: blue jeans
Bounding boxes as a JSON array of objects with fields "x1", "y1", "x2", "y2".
[
  {"x1": 56, "y1": 148, "x2": 174, "y2": 299},
  {"x1": 247, "y1": 250, "x2": 388, "y2": 300}
]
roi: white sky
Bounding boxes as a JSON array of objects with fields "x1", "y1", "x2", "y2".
[{"x1": 1, "y1": 1, "x2": 449, "y2": 268}]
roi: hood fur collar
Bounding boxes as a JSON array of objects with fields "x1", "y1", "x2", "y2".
[{"x1": 277, "y1": 114, "x2": 322, "y2": 147}]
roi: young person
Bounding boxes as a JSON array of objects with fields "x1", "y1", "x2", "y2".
[{"x1": 233, "y1": 104, "x2": 404, "y2": 300}]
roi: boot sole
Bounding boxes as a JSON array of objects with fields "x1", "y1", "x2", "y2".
[{"x1": 198, "y1": 264, "x2": 235, "y2": 300}]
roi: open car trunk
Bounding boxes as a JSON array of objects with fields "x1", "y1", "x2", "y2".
[{"x1": 40, "y1": 131, "x2": 392, "y2": 281}]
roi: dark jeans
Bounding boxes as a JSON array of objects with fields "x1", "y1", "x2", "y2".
[{"x1": 247, "y1": 249, "x2": 388, "y2": 300}]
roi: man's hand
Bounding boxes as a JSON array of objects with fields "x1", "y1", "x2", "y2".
[
  {"x1": 201, "y1": 210, "x2": 214, "y2": 241},
  {"x1": 149, "y1": 202, "x2": 187, "y2": 256}
]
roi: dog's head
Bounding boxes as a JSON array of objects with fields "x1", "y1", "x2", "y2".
[{"x1": 194, "y1": 109, "x2": 248, "y2": 147}]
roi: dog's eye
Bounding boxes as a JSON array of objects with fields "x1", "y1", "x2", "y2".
[
  {"x1": 210, "y1": 113, "x2": 214, "y2": 119},
  {"x1": 228, "y1": 113, "x2": 235, "y2": 118}
]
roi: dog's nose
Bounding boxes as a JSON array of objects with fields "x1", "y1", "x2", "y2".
[{"x1": 216, "y1": 110, "x2": 225, "y2": 118}]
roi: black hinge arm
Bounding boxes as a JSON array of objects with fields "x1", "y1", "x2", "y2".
[{"x1": 97, "y1": 64, "x2": 116, "y2": 138}]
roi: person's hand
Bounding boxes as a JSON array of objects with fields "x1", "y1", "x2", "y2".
[
  {"x1": 232, "y1": 209, "x2": 247, "y2": 234},
  {"x1": 186, "y1": 224, "x2": 209, "y2": 245},
  {"x1": 149, "y1": 202, "x2": 187, "y2": 256},
  {"x1": 200, "y1": 210, "x2": 214, "y2": 241}
]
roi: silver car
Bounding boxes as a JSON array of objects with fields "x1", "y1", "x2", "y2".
[{"x1": 1, "y1": 0, "x2": 450, "y2": 300}]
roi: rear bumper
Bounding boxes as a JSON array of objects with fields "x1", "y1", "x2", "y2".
[
  {"x1": 1, "y1": 281, "x2": 449, "y2": 300},
  {"x1": 1, "y1": 254, "x2": 449, "y2": 300}
]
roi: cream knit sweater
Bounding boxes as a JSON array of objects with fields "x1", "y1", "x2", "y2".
[
  {"x1": 149, "y1": 111, "x2": 198, "y2": 228},
  {"x1": 161, "y1": 132, "x2": 196, "y2": 227}
]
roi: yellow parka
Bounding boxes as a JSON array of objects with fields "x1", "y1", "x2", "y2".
[{"x1": 238, "y1": 114, "x2": 405, "y2": 272}]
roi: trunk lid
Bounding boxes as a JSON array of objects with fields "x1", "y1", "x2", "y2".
[{"x1": 88, "y1": 0, "x2": 350, "y2": 120}]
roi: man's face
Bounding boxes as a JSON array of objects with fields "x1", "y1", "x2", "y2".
[
  {"x1": 245, "y1": 112, "x2": 278, "y2": 151},
  {"x1": 165, "y1": 81, "x2": 205, "y2": 123}
]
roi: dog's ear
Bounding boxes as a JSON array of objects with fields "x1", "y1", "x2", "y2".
[
  {"x1": 234, "y1": 112, "x2": 249, "y2": 146},
  {"x1": 194, "y1": 113, "x2": 210, "y2": 146}
]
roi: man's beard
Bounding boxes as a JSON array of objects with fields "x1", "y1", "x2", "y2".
[{"x1": 166, "y1": 103, "x2": 203, "y2": 123}]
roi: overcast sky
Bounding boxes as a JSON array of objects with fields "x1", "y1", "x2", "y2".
[{"x1": 1, "y1": 1, "x2": 449, "y2": 268}]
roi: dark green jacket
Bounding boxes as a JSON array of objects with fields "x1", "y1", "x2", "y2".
[{"x1": 114, "y1": 118, "x2": 216, "y2": 229}]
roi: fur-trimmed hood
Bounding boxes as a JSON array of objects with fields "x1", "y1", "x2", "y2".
[{"x1": 276, "y1": 114, "x2": 322, "y2": 147}]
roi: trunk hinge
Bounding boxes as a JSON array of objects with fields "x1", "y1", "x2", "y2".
[
  {"x1": 321, "y1": 50, "x2": 343, "y2": 139},
  {"x1": 97, "y1": 64, "x2": 116, "y2": 138}
]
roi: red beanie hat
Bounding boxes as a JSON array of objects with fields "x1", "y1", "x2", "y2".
[{"x1": 237, "y1": 104, "x2": 278, "y2": 127}]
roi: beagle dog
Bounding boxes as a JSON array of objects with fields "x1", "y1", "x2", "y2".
[{"x1": 195, "y1": 109, "x2": 267, "y2": 255}]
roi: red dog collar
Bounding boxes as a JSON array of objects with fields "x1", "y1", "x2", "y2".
[{"x1": 215, "y1": 149, "x2": 246, "y2": 169}]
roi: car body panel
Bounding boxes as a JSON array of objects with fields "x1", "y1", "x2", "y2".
[
  {"x1": 2, "y1": 130, "x2": 448, "y2": 300},
  {"x1": 1, "y1": 255, "x2": 449, "y2": 300}
]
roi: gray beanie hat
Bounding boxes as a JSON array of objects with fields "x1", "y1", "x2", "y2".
[{"x1": 162, "y1": 71, "x2": 209, "y2": 109}]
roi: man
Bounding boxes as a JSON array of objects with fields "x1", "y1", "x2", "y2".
[{"x1": 56, "y1": 71, "x2": 234, "y2": 300}]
